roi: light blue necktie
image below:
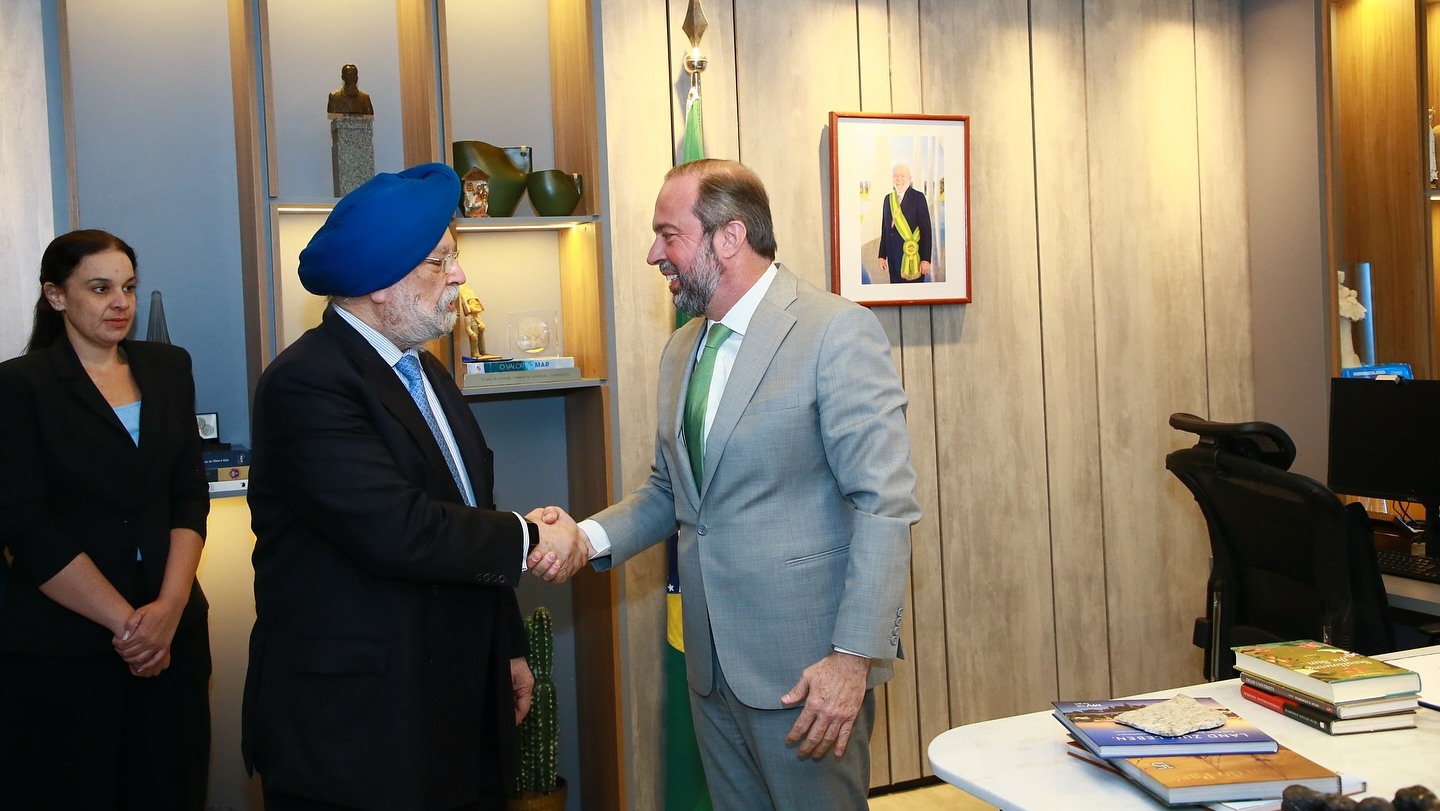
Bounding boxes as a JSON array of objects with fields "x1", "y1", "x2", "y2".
[
  {"x1": 684, "y1": 323, "x2": 733, "y2": 489},
  {"x1": 395, "y1": 354, "x2": 469, "y2": 502}
]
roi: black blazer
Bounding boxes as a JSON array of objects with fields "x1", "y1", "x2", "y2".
[
  {"x1": 242, "y1": 308, "x2": 528, "y2": 811},
  {"x1": 0, "y1": 336, "x2": 209, "y2": 655},
  {"x1": 878, "y1": 185, "x2": 934, "y2": 284}
]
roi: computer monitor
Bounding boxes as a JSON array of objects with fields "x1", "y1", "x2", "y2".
[{"x1": 1328, "y1": 376, "x2": 1440, "y2": 558}]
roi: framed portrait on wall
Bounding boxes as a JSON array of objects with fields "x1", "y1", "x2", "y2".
[{"x1": 828, "y1": 112, "x2": 971, "y2": 306}]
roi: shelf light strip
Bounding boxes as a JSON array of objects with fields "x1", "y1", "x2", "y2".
[
  {"x1": 275, "y1": 205, "x2": 337, "y2": 215},
  {"x1": 454, "y1": 221, "x2": 585, "y2": 233}
]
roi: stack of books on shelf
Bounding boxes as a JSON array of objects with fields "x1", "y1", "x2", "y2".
[
  {"x1": 204, "y1": 445, "x2": 250, "y2": 495},
  {"x1": 1233, "y1": 640, "x2": 1421, "y2": 735},
  {"x1": 462, "y1": 356, "x2": 579, "y2": 389},
  {"x1": 1054, "y1": 697, "x2": 1347, "y2": 806}
]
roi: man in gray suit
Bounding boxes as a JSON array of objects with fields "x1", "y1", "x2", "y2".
[{"x1": 531, "y1": 159, "x2": 920, "y2": 809}]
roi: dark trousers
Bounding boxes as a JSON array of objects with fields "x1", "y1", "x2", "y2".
[{"x1": 0, "y1": 619, "x2": 212, "y2": 811}]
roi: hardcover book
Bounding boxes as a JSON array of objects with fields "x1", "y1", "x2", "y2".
[
  {"x1": 1238, "y1": 683, "x2": 1416, "y2": 735},
  {"x1": 1237, "y1": 673, "x2": 1418, "y2": 719},
  {"x1": 463, "y1": 367, "x2": 581, "y2": 388},
  {"x1": 203, "y1": 445, "x2": 252, "y2": 467},
  {"x1": 1065, "y1": 741, "x2": 1340, "y2": 805},
  {"x1": 206, "y1": 465, "x2": 250, "y2": 483},
  {"x1": 464, "y1": 356, "x2": 574, "y2": 374},
  {"x1": 1053, "y1": 698, "x2": 1278, "y2": 758},
  {"x1": 1231, "y1": 641, "x2": 1421, "y2": 704},
  {"x1": 208, "y1": 478, "x2": 248, "y2": 495}
]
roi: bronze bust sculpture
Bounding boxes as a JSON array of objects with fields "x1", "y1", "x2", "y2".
[{"x1": 327, "y1": 64, "x2": 374, "y2": 117}]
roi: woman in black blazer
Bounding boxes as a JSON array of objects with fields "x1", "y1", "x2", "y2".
[{"x1": 0, "y1": 230, "x2": 211, "y2": 810}]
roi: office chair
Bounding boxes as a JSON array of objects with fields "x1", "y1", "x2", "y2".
[{"x1": 1166, "y1": 413, "x2": 1395, "y2": 681}]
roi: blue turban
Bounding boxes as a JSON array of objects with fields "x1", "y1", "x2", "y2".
[{"x1": 299, "y1": 163, "x2": 460, "y2": 296}]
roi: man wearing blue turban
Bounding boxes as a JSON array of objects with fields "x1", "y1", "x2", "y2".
[{"x1": 241, "y1": 163, "x2": 587, "y2": 811}]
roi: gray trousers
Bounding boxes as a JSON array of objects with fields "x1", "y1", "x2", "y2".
[{"x1": 690, "y1": 651, "x2": 876, "y2": 811}]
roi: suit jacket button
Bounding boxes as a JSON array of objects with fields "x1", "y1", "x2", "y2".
[
  {"x1": 697, "y1": 525, "x2": 708, "y2": 536},
  {"x1": 474, "y1": 574, "x2": 484, "y2": 582}
]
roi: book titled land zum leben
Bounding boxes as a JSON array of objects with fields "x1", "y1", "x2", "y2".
[
  {"x1": 1238, "y1": 683, "x2": 1416, "y2": 735},
  {"x1": 1231, "y1": 640, "x2": 1421, "y2": 703},
  {"x1": 1053, "y1": 698, "x2": 1278, "y2": 758},
  {"x1": 1065, "y1": 741, "x2": 1341, "y2": 806}
]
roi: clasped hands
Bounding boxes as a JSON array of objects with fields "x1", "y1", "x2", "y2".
[
  {"x1": 523, "y1": 506, "x2": 592, "y2": 583},
  {"x1": 112, "y1": 599, "x2": 182, "y2": 678}
]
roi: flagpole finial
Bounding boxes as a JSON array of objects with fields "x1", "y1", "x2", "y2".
[
  {"x1": 682, "y1": 0, "x2": 708, "y2": 49},
  {"x1": 682, "y1": 0, "x2": 709, "y2": 79}
]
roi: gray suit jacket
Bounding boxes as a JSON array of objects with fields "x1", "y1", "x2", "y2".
[{"x1": 593, "y1": 265, "x2": 920, "y2": 709}]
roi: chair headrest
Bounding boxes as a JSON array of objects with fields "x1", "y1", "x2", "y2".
[{"x1": 1168, "y1": 412, "x2": 1298, "y2": 470}]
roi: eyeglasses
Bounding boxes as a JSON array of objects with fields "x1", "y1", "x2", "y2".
[{"x1": 422, "y1": 249, "x2": 461, "y2": 272}]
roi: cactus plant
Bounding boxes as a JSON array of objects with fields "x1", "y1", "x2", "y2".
[{"x1": 512, "y1": 607, "x2": 561, "y2": 798}]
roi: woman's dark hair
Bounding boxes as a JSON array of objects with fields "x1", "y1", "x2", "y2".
[{"x1": 26, "y1": 229, "x2": 137, "y2": 353}]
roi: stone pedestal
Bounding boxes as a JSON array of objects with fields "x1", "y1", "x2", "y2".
[{"x1": 331, "y1": 116, "x2": 374, "y2": 196}]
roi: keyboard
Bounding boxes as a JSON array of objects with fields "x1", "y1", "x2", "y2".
[{"x1": 1375, "y1": 548, "x2": 1440, "y2": 584}]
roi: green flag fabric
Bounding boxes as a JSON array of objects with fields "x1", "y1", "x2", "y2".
[{"x1": 665, "y1": 78, "x2": 712, "y2": 811}]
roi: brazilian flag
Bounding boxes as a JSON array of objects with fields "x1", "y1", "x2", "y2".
[{"x1": 665, "y1": 81, "x2": 712, "y2": 811}]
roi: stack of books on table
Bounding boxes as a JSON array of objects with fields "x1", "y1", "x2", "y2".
[
  {"x1": 462, "y1": 356, "x2": 579, "y2": 388},
  {"x1": 1233, "y1": 640, "x2": 1421, "y2": 735},
  {"x1": 1054, "y1": 697, "x2": 1347, "y2": 806},
  {"x1": 204, "y1": 445, "x2": 250, "y2": 495}
]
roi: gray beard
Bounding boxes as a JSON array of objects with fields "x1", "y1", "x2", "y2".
[
  {"x1": 388, "y1": 284, "x2": 459, "y2": 349},
  {"x1": 668, "y1": 241, "x2": 722, "y2": 318}
]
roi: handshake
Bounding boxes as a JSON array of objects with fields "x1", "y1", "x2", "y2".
[{"x1": 523, "y1": 506, "x2": 592, "y2": 584}]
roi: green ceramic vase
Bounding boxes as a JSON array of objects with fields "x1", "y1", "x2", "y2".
[
  {"x1": 526, "y1": 170, "x2": 583, "y2": 217},
  {"x1": 452, "y1": 141, "x2": 532, "y2": 217}
]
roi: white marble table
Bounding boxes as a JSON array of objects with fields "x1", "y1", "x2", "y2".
[{"x1": 928, "y1": 646, "x2": 1440, "y2": 810}]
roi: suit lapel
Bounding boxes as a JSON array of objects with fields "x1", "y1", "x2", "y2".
[
  {"x1": 126, "y1": 342, "x2": 168, "y2": 464},
  {"x1": 666, "y1": 319, "x2": 706, "y2": 508},
  {"x1": 425, "y1": 350, "x2": 492, "y2": 505},
  {"x1": 699, "y1": 266, "x2": 798, "y2": 497},
  {"x1": 49, "y1": 336, "x2": 134, "y2": 443}
]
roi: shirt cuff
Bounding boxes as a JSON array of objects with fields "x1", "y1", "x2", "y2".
[
  {"x1": 512, "y1": 512, "x2": 530, "y2": 572},
  {"x1": 577, "y1": 518, "x2": 611, "y2": 558},
  {"x1": 833, "y1": 647, "x2": 867, "y2": 659}
]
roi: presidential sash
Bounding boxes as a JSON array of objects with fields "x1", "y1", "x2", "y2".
[{"x1": 889, "y1": 191, "x2": 922, "y2": 280}]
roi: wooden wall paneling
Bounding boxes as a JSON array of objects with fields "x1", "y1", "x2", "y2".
[
  {"x1": 1331, "y1": 0, "x2": 1430, "y2": 376},
  {"x1": 877, "y1": 0, "x2": 943, "y2": 784},
  {"x1": 228, "y1": 0, "x2": 272, "y2": 389},
  {"x1": 395, "y1": 0, "x2": 442, "y2": 166},
  {"x1": 730, "y1": 0, "x2": 859, "y2": 291},
  {"x1": 596, "y1": 2, "x2": 689, "y2": 808},
  {"x1": 1084, "y1": 0, "x2": 1210, "y2": 696},
  {"x1": 1429, "y1": 4, "x2": 1440, "y2": 369},
  {"x1": 551, "y1": 0, "x2": 602, "y2": 218},
  {"x1": 853, "y1": 3, "x2": 898, "y2": 783},
  {"x1": 565, "y1": 385, "x2": 623, "y2": 811},
  {"x1": 1194, "y1": 1, "x2": 1254, "y2": 421},
  {"x1": 918, "y1": 0, "x2": 1057, "y2": 725},
  {"x1": 1028, "y1": 0, "x2": 1111, "y2": 702}
]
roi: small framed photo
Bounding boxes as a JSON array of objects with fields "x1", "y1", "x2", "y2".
[
  {"x1": 195, "y1": 412, "x2": 219, "y2": 441},
  {"x1": 828, "y1": 112, "x2": 971, "y2": 306}
]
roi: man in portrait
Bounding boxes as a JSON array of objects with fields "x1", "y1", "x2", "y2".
[{"x1": 877, "y1": 164, "x2": 932, "y2": 284}]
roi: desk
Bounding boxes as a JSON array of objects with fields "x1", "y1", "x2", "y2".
[
  {"x1": 1384, "y1": 573, "x2": 1440, "y2": 616},
  {"x1": 929, "y1": 646, "x2": 1440, "y2": 810}
]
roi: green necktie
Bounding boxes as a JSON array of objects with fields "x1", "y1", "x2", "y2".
[{"x1": 684, "y1": 323, "x2": 734, "y2": 489}]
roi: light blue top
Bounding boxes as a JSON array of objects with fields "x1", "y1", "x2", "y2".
[
  {"x1": 114, "y1": 400, "x2": 141, "y2": 446},
  {"x1": 114, "y1": 400, "x2": 143, "y2": 560}
]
